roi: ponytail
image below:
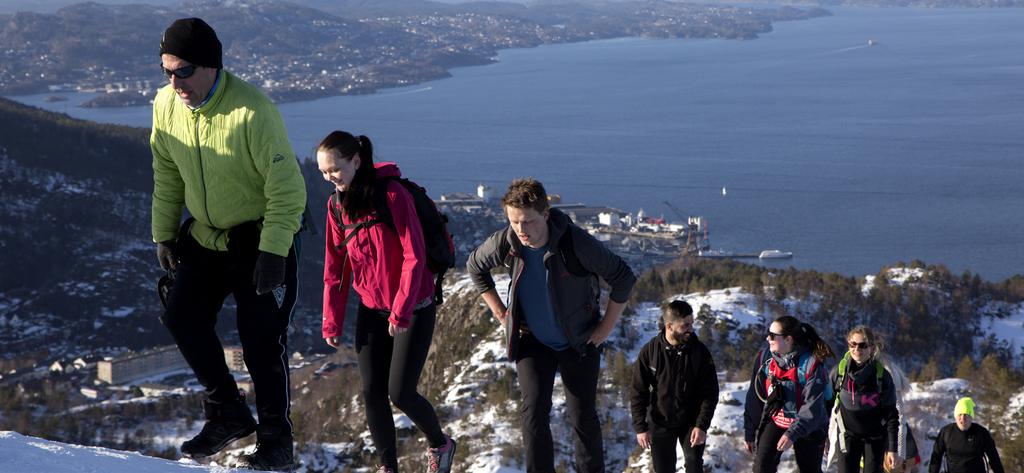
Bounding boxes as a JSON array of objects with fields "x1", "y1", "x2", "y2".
[
  {"x1": 799, "y1": 322, "x2": 836, "y2": 361},
  {"x1": 356, "y1": 135, "x2": 374, "y2": 163}
]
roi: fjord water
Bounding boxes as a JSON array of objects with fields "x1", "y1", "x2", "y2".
[{"x1": 13, "y1": 8, "x2": 1024, "y2": 279}]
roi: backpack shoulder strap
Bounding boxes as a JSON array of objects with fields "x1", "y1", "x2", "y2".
[
  {"x1": 330, "y1": 190, "x2": 342, "y2": 227},
  {"x1": 500, "y1": 227, "x2": 516, "y2": 271},
  {"x1": 331, "y1": 189, "x2": 383, "y2": 249},
  {"x1": 370, "y1": 177, "x2": 396, "y2": 231},
  {"x1": 558, "y1": 225, "x2": 589, "y2": 277}
]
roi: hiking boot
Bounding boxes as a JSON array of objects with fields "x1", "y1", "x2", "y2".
[
  {"x1": 426, "y1": 435, "x2": 456, "y2": 473},
  {"x1": 240, "y1": 426, "x2": 295, "y2": 472},
  {"x1": 180, "y1": 398, "x2": 257, "y2": 459}
]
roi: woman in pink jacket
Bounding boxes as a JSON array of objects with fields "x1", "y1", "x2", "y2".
[{"x1": 318, "y1": 130, "x2": 455, "y2": 473}]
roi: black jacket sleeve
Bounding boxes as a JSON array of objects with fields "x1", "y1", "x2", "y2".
[
  {"x1": 629, "y1": 343, "x2": 654, "y2": 433},
  {"x1": 928, "y1": 425, "x2": 948, "y2": 473},
  {"x1": 744, "y1": 350, "x2": 765, "y2": 443},
  {"x1": 982, "y1": 426, "x2": 1005, "y2": 473},
  {"x1": 695, "y1": 343, "x2": 719, "y2": 432}
]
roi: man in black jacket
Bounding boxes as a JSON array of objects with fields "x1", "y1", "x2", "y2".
[
  {"x1": 929, "y1": 397, "x2": 1004, "y2": 473},
  {"x1": 466, "y1": 178, "x2": 636, "y2": 473},
  {"x1": 630, "y1": 300, "x2": 719, "y2": 473}
]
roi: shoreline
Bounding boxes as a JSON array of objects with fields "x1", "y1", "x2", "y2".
[{"x1": 2, "y1": 5, "x2": 831, "y2": 108}]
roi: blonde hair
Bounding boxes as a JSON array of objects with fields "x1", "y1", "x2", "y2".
[{"x1": 848, "y1": 326, "x2": 910, "y2": 395}]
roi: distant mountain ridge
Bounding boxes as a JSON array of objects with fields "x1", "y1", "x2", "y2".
[{"x1": 0, "y1": 0, "x2": 831, "y2": 101}]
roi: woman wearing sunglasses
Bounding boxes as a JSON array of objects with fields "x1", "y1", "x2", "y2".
[
  {"x1": 825, "y1": 327, "x2": 916, "y2": 473},
  {"x1": 745, "y1": 315, "x2": 835, "y2": 473}
]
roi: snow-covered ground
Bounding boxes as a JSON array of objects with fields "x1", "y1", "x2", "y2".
[{"x1": 0, "y1": 431, "x2": 238, "y2": 472}]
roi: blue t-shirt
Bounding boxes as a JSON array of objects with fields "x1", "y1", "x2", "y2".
[{"x1": 517, "y1": 245, "x2": 570, "y2": 351}]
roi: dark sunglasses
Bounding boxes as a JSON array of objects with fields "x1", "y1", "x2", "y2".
[
  {"x1": 848, "y1": 341, "x2": 873, "y2": 350},
  {"x1": 766, "y1": 331, "x2": 787, "y2": 340},
  {"x1": 161, "y1": 64, "x2": 197, "y2": 79}
]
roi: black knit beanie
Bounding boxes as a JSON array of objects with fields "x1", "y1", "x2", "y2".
[{"x1": 159, "y1": 18, "x2": 223, "y2": 69}]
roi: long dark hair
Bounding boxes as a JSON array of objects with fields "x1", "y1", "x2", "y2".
[
  {"x1": 318, "y1": 131, "x2": 376, "y2": 219},
  {"x1": 774, "y1": 315, "x2": 836, "y2": 361}
]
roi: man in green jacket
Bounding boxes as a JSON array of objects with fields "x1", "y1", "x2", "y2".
[{"x1": 151, "y1": 18, "x2": 306, "y2": 471}]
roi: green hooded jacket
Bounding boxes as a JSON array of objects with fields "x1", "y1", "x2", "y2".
[{"x1": 150, "y1": 70, "x2": 306, "y2": 256}]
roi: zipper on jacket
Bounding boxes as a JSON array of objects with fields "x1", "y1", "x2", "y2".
[{"x1": 193, "y1": 112, "x2": 213, "y2": 228}]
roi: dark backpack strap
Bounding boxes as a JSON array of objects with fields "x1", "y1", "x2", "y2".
[
  {"x1": 558, "y1": 226, "x2": 590, "y2": 277},
  {"x1": 500, "y1": 228, "x2": 516, "y2": 273},
  {"x1": 330, "y1": 191, "x2": 343, "y2": 234},
  {"x1": 371, "y1": 179, "x2": 396, "y2": 232},
  {"x1": 331, "y1": 190, "x2": 380, "y2": 249}
]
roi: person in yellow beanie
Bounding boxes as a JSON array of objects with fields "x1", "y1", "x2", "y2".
[{"x1": 928, "y1": 397, "x2": 1004, "y2": 473}]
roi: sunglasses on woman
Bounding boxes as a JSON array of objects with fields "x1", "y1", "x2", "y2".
[
  {"x1": 848, "y1": 341, "x2": 872, "y2": 350},
  {"x1": 161, "y1": 64, "x2": 198, "y2": 79},
  {"x1": 766, "y1": 331, "x2": 787, "y2": 340}
]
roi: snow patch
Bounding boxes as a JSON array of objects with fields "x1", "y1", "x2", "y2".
[
  {"x1": 980, "y1": 301, "x2": 1024, "y2": 365},
  {"x1": 863, "y1": 267, "x2": 927, "y2": 296},
  {"x1": 0, "y1": 431, "x2": 233, "y2": 472}
]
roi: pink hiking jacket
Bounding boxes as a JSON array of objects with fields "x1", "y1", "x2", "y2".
[{"x1": 322, "y1": 162, "x2": 434, "y2": 338}]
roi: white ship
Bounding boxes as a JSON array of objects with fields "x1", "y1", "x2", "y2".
[{"x1": 759, "y1": 249, "x2": 793, "y2": 259}]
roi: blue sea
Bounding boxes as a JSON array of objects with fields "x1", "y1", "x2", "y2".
[{"x1": 11, "y1": 8, "x2": 1024, "y2": 280}]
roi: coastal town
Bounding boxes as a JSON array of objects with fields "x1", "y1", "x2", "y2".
[{"x1": 0, "y1": 2, "x2": 828, "y2": 106}]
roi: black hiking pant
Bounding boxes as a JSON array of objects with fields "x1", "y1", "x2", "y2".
[
  {"x1": 161, "y1": 227, "x2": 297, "y2": 436},
  {"x1": 650, "y1": 424, "x2": 706, "y2": 473},
  {"x1": 753, "y1": 423, "x2": 826, "y2": 473},
  {"x1": 516, "y1": 333, "x2": 604, "y2": 473},
  {"x1": 355, "y1": 302, "x2": 446, "y2": 469},
  {"x1": 838, "y1": 431, "x2": 887, "y2": 473}
]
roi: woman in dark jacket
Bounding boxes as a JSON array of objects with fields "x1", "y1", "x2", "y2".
[
  {"x1": 745, "y1": 315, "x2": 836, "y2": 473},
  {"x1": 826, "y1": 326, "x2": 900, "y2": 473},
  {"x1": 629, "y1": 300, "x2": 719, "y2": 473}
]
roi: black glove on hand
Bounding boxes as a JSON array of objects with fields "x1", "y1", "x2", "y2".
[
  {"x1": 156, "y1": 241, "x2": 178, "y2": 271},
  {"x1": 253, "y1": 251, "x2": 286, "y2": 295}
]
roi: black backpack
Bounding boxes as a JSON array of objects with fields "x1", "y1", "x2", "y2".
[{"x1": 330, "y1": 176, "x2": 456, "y2": 305}]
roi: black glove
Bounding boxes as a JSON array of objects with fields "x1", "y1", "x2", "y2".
[
  {"x1": 156, "y1": 241, "x2": 178, "y2": 271},
  {"x1": 253, "y1": 251, "x2": 286, "y2": 295}
]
